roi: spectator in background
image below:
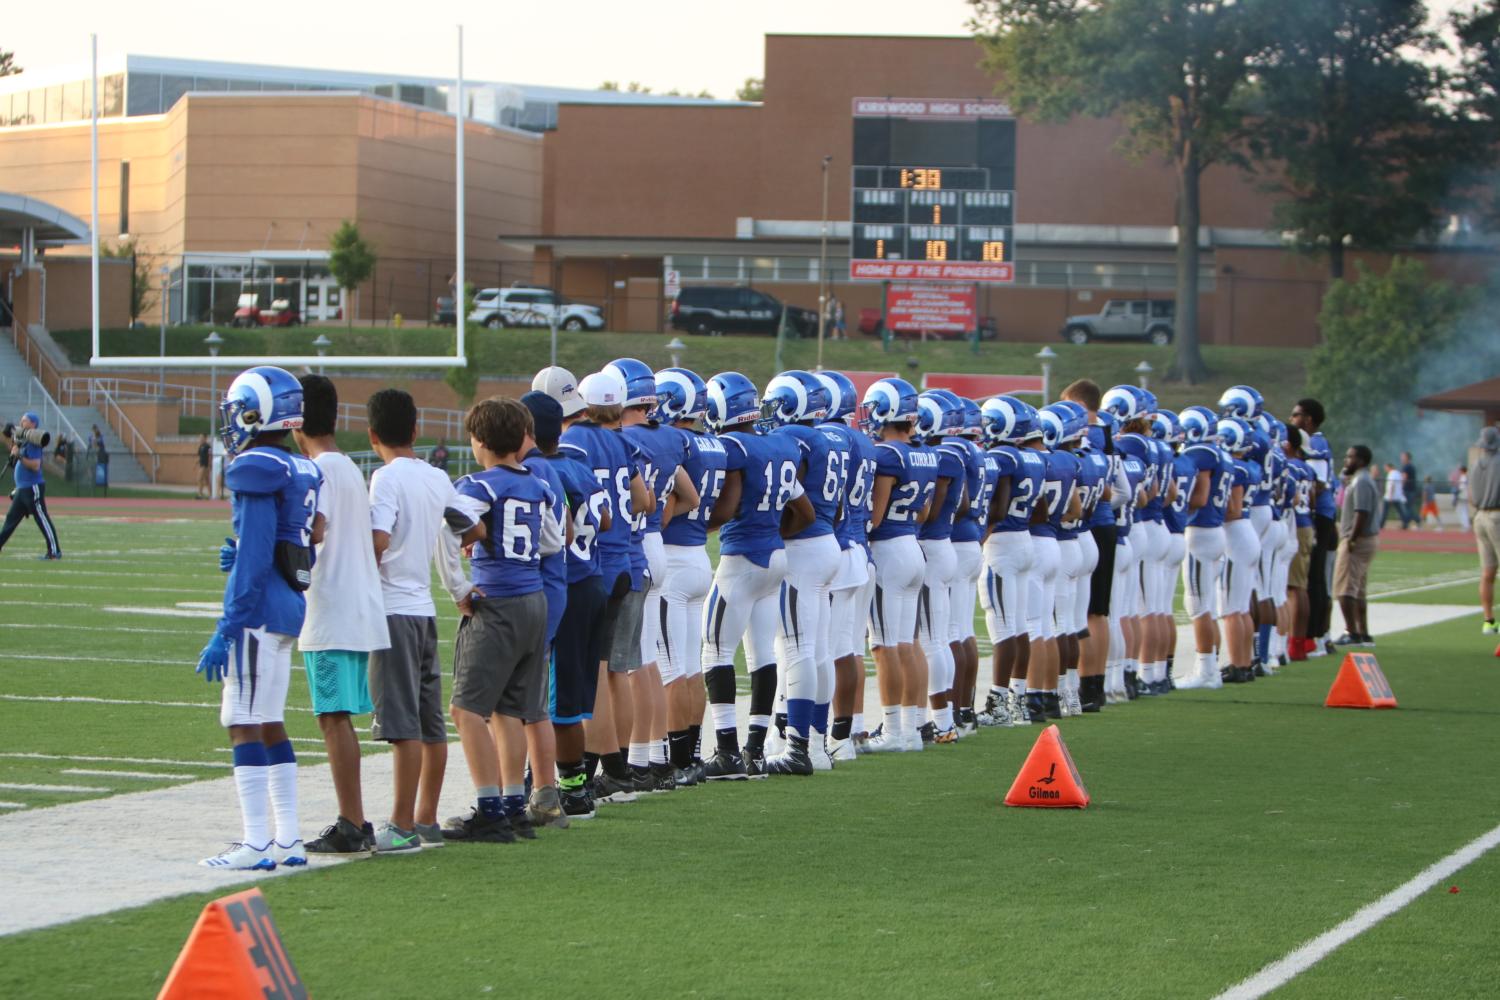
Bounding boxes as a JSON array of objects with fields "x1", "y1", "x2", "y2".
[
  {"x1": 196, "y1": 434, "x2": 212, "y2": 500},
  {"x1": 830, "y1": 295, "x2": 847, "y2": 340},
  {"x1": 1382, "y1": 462, "x2": 1405, "y2": 527},
  {"x1": 429, "y1": 438, "x2": 450, "y2": 474},
  {"x1": 1419, "y1": 476, "x2": 1440, "y2": 529},
  {"x1": 1400, "y1": 451, "x2": 1419, "y2": 529},
  {"x1": 1333, "y1": 445, "x2": 1382, "y2": 646},
  {"x1": 1455, "y1": 465, "x2": 1471, "y2": 532},
  {"x1": 1469, "y1": 427, "x2": 1500, "y2": 636}
]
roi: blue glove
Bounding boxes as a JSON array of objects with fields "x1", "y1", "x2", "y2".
[
  {"x1": 196, "y1": 630, "x2": 231, "y2": 684},
  {"x1": 218, "y1": 537, "x2": 237, "y2": 573}
]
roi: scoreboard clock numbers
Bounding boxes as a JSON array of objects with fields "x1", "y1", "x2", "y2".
[{"x1": 850, "y1": 97, "x2": 1017, "y2": 283}]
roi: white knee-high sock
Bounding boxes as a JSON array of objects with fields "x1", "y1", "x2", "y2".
[
  {"x1": 265, "y1": 739, "x2": 298, "y2": 845},
  {"x1": 232, "y1": 741, "x2": 271, "y2": 848}
]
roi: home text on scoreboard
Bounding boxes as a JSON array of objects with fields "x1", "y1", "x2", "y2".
[{"x1": 850, "y1": 97, "x2": 1017, "y2": 283}]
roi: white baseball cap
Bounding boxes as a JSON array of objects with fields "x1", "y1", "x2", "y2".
[
  {"x1": 578, "y1": 370, "x2": 627, "y2": 408},
  {"x1": 531, "y1": 366, "x2": 585, "y2": 417}
]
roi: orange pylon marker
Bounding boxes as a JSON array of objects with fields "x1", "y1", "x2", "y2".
[
  {"x1": 1324, "y1": 652, "x2": 1398, "y2": 709},
  {"x1": 158, "y1": 887, "x2": 307, "y2": 1000},
  {"x1": 1003, "y1": 724, "x2": 1090, "y2": 808}
]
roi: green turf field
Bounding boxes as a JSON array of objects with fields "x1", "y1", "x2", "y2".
[{"x1": 1, "y1": 508, "x2": 1496, "y2": 998}]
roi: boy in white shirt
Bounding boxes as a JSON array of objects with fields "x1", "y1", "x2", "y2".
[
  {"x1": 292, "y1": 375, "x2": 392, "y2": 855},
  {"x1": 366, "y1": 388, "x2": 483, "y2": 854}
]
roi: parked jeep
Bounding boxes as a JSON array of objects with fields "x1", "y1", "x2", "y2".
[{"x1": 1060, "y1": 299, "x2": 1174, "y2": 345}]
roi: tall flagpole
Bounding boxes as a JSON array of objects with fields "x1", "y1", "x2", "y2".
[
  {"x1": 90, "y1": 34, "x2": 100, "y2": 362},
  {"x1": 455, "y1": 25, "x2": 466, "y2": 362}
]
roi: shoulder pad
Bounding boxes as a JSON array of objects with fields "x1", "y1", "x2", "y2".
[{"x1": 225, "y1": 449, "x2": 294, "y2": 495}]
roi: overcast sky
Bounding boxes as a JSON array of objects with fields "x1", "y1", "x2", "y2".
[{"x1": 6, "y1": 0, "x2": 978, "y2": 98}]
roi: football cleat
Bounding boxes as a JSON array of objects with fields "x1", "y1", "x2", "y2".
[
  {"x1": 272, "y1": 839, "x2": 306, "y2": 867},
  {"x1": 561, "y1": 787, "x2": 596, "y2": 821},
  {"x1": 591, "y1": 772, "x2": 639, "y2": 803},
  {"x1": 744, "y1": 747, "x2": 770, "y2": 780},
  {"x1": 762, "y1": 737, "x2": 814, "y2": 776},
  {"x1": 959, "y1": 708, "x2": 979, "y2": 733},
  {"x1": 933, "y1": 727, "x2": 959, "y2": 745},
  {"x1": 1024, "y1": 692, "x2": 1048, "y2": 723},
  {"x1": 863, "y1": 724, "x2": 906, "y2": 753},
  {"x1": 809, "y1": 737, "x2": 835, "y2": 772},
  {"x1": 829, "y1": 736, "x2": 858, "y2": 762},
  {"x1": 442, "y1": 811, "x2": 516, "y2": 844},
  {"x1": 1483, "y1": 620, "x2": 1499, "y2": 636},
  {"x1": 703, "y1": 749, "x2": 749, "y2": 781},
  {"x1": 200, "y1": 842, "x2": 275, "y2": 871}
]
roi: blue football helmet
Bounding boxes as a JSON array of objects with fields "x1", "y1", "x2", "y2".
[
  {"x1": 862, "y1": 377, "x2": 919, "y2": 431},
  {"x1": 957, "y1": 397, "x2": 983, "y2": 438},
  {"x1": 1217, "y1": 416, "x2": 1252, "y2": 452},
  {"x1": 815, "y1": 371, "x2": 858, "y2": 421},
  {"x1": 763, "y1": 370, "x2": 832, "y2": 427},
  {"x1": 1218, "y1": 384, "x2": 1265, "y2": 420},
  {"x1": 1150, "y1": 408, "x2": 1182, "y2": 443},
  {"x1": 1036, "y1": 406, "x2": 1067, "y2": 449},
  {"x1": 1051, "y1": 400, "x2": 1088, "y2": 443},
  {"x1": 655, "y1": 367, "x2": 707, "y2": 423},
  {"x1": 219, "y1": 365, "x2": 303, "y2": 456},
  {"x1": 1100, "y1": 384, "x2": 1155, "y2": 423},
  {"x1": 980, "y1": 395, "x2": 1039, "y2": 445},
  {"x1": 1180, "y1": 405, "x2": 1220, "y2": 445},
  {"x1": 604, "y1": 357, "x2": 659, "y2": 408},
  {"x1": 706, "y1": 372, "x2": 760, "y2": 431},
  {"x1": 916, "y1": 391, "x2": 963, "y2": 442}
]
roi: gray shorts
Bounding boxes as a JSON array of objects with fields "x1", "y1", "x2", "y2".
[
  {"x1": 451, "y1": 591, "x2": 548, "y2": 722},
  {"x1": 368, "y1": 615, "x2": 446, "y2": 743},
  {"x1": 608, "y1": 585, "x2": 647, "y2": 674}
]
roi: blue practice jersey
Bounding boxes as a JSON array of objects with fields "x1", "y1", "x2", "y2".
[
  {"x1": 560, "y1": 420, "x2": 636, "y2": 589},
  {"x1": 455, "y1": 463, "x2": 553, "y2": 599},
  {"x1": 774, "y1": 422, "x2": 850, "y2": 540},
  {"x1": 950, "y1": 438, "x2": 991, "y2": 545},
  {"x1": 1074, "y1": 451, "x2": 1110, "y2": 534},
  {"x1": 523, "y1": 450, "x2": 569, "y2": 637},
  {"x1": 1164, "y1": 452, "x2": 1192, "y2": 534},
  {"x1": 1035, "y1": 449, "x2": 1081, "y2": 539},
  {"x1": 14, "y1": 440, "x2": 44, "y2": 488},
  {"x1": 868, "y1": 440, "x2": 939, "y2": 542},
  {"x1": 661, "y1": 429, "x2": 727, "y2": 548},
  {"x1": 989, "y1": 445, "x2": 1047, "y2": 534},
  {"x1": 221, "y1": 446, "x2": 322, "y2": 638},
  {"x1": 719, "y1": 429, "x2": 801, "y2": 566},
  {"x1": 838, "y1": 427, "x2": 879, "y2": 553},
  {"x1": 547, "y1": 452, "x2": 606, "y2": 584},
  {"x1": 1229, "y1": 458, "x2": 1251, "y2": 520},
  {"x1": 1086, "y1": 428, "x2": 1117, "y2": 530},
  {"x1": 918, "y1": 441, "x2": 967, "y2": 542},
  {"x1": 1115, "y1": 434, "x2": 1158, "y2": 523},
  {"x1": 1289, "y1": 458, "x2": 1315, "y2": 528},
  {"x1": 1119, "y1": 454, "x2": 1151, "y2": 538},
  {"x1": 1243, "y1": 458, "x2": 1266, "y2": 512},
  {"x1": 1306, "y1": 431, "x2": 1337, "y2": 519},
  {"x1": 1262, "y1": 451, "x2": 1286, "y2": 520},
  {"x1": 623, "y1": 422, "x2": 690, "y2": 535},
  {"x1": 1182, "y1": 443, "x2": 1234, "y2": 529}
]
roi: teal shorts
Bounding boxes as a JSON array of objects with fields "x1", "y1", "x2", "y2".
[{"x1": 303, "y1": 650, "x2": 373, "y2": 716}]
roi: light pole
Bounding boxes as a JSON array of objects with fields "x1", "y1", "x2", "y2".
[
  {"x1": 665, "y1": 336, "x2": 686, "y2": 369},
  {"x1": 1135, "y1": 360, "x2": 1153, "y2": 391},
  {"x1": 313, "y1": 334, "x2": 332, "y2": 376},
  {"x1": 816, "y1": 154, "x2": 832, "y2": 372},
  {"x1": 158, "y1": 263, "x2": 170, "y2": 395},
  {"x1": 1036, "y1": 345, "x2": 1057, "y2": 403}
]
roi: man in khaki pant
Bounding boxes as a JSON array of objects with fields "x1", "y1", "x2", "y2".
[
  {"x1": 1470, "y1": 426, "x2": 1500, "y2": 635},
  {"x1": 1332, "y1": 444, "x2": 1382, "y2": 647}
]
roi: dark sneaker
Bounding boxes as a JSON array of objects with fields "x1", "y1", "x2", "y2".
[
  {"x1": 629, "y1": 767, "x2": 655, "y2": 794},
  {"x1": 744, "y1": 747, "x2": 769, "y2": 780},
  {"x1": 591, "y1": 772, "x2": 639, "y2": 804},
  {"x1": 560, "y1": 786, "x2": 596, "y2": 821},
  {"x1": 1253, "y1": 662, "x2": 1267, "y2": 678},
  {"x1": 1124, "y1": 670, "x2": 1140, "y2": 700},
  {"x1": 763, "y1": 737, "x2": 814, "y2": 776},
  {"x1": 1333, "y1": 633, "x2": 1360, "y2": 646},
  {"x1": 414, "y1": 822, "x2": 445, "y2": 848},
  {"x1": 509, "y1": 811, "x2": 537, "y2": 841},
  {"x1": 959, "y1": 708, "x2": 979, "y2": 732},
  {"x1": 1221, "y1": 666, "x2": 1241, "y2": 685},
  {"x1": 918, "y1": 721, "x2": 937, "y2": 745},
  {"x1": 305, "y1": 817, "x2": 372, "y2": 855},
  {"x1": 1043, "y1": 693, "x2": 1063, "y2": 720},
  {"x1": 1358, "y1": 634, "x2": 1376, "y2": 647},
  {"x1": 650, "y1": 765, "x2": 677, "y2": 793},
  {"x1": 704, "y1": 749, "x2": 748, "y2": 781},
  {"x1": 1238, "y1": 666, "x2": 1257, "y2": 683},
  {"x1": 1025, "y1": 692, "x2": 1048, "y2": 724},
  {"x1": 443, "y1": 811, "x2": 515, "y2": 844},
  {"x1": 361, "y1": 821, "x2": 376, "y2": 851}
]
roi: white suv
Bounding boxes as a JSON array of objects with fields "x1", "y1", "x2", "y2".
[{"x1": 470, "y1": 286, "x2": 605, "y2": 331}]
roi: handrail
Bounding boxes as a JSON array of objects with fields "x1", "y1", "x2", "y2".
[
  {"x1": 11, "y1": 323, "x2": 63, "y2": 398},
  {"x1": 95, "y1": 387, "x2": 160, "y2": 483},
  {"x1": 23, "y1": 377, "x2": 85, "y2": 447}
]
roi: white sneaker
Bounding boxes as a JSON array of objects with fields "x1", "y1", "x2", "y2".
[
  {"x1": 1064, "y1": 689, "x2": 1083, "y2": 717},
  {"x1": 810, "y1": 737, "x2": 835, "y2": 772},
  {"x1": 1201, "y1": 665, "x2": 1223, "y2": 690},
  {"x1": 865, "y1": 726, "x2": 906, "y2": 753},
  {"x1": 273, "y1": 839, "x2": 307, "y2": 867},
  {"x1": 200, "y1": 841, "x2": 275, "y2": 871},
  {"x1": 829, "y1": 736, "x2": 858, "y2": 762},
  {"x1": 904, "y1": 727, "x2": 925, "y2": 752},
  {"x1": 766, "y1": 727, "x2": 788, "y2": 757}
]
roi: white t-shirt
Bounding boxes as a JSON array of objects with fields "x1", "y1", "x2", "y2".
[
  {"x1": 1383, "y1": 469, "x2": 1405, "y2": 503},
  {"x1": 299, "y1": 451, "x2": 391, "y2": 653},
  {"x1": 369, "y1": 456, "x2": 474, "y2": 617}
]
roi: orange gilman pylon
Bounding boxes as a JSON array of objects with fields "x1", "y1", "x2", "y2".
[
  {"x1": 1324, "y1": 652, "x2": 1398, "y2": 709},
  {"x1": 1004, "y1": 724, "x2": 1090, "y2": 808},
  {"x1": 158, "y1": 888, "x2": 307, "y2": 1000}
]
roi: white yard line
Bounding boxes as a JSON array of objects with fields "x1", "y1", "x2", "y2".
[
  {"x1": 0, "y1": 782, "x2": 112, "y2": 794},
  {"x1": 0, "y1": 752, "x2": 225, "y2": 769},
  {"x1": 0, "y1": 694, "x2": 313, "y2": 713},
  {"x1": 0, "y1": 622, "x2": 203, "y2": 635},
  {"x1": 1214, "y1": 820, "x2": 1500, "y2": 1000},
  {"x1": 0, "y1": 802, "x2": 25, "y2": 809},
  {"x1": 62, "y1": 769, "x2": 196, "y2": 781},
  {"x1": 2, "y1": 653, "x2": 198, "y2": 667},
  {"x1": 0, "y1": 581, "x2": 211, "y2": 595},
  {"x1": 1369, "y1": 576, "x2": 1480, "y2": 600}
]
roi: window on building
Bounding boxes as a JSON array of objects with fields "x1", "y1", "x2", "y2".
[
  {"x1": 127, "y1": 73, "x2": 162, "y2": 115},
  {"x1": 102, "y1": 74, "x2": 125, "y2": 117},
  {"x1": 161, "y1": 75, "x2": 194, "y2": 112},
  {"x1": 45, "y1": 85, "x2": 63, "y2": 124}
]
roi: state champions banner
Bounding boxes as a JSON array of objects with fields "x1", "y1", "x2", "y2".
[{"x1": 885, "y1": 283, "x2": 976, "y2": 333}]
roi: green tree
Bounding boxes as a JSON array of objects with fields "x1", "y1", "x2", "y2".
[
  {"x1": 1247, "y1": 0, "x2": 1469, "y2": 280},
  {"x1": 0, "y1": 49, "x2": 20, "y2": 77},
  {"x1": 444, "y1": 283, "x2": 480, "y2": 407},
  {"x1": 1308, "y1": 257, "x2": 1474, "y2": 458},
  {"x1": 735, "y1": 77, "x2": 764, "y2": 102},
  {"x1": 971, "y1": 0, "x2": 1271, "y2": 383},
  {"x1": 1454, "y1": 0, "x2": 1500, "y2": 230},
  {"x1": 327, "y1": 221, "x2": 376, "y2": 329},
  {"x1": 99, "y1": 240, "x2": 156, "y2": 326}
]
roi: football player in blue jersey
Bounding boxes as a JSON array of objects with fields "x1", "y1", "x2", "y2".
[
  {"x1": 1061, "y1": 380, "x2": 1119, "y2": 713},
  {"x1": 1023, "y1": 405, "x2": 1083, "y2": 722},
  {"x1": 197, "y1": 366, "x2": 323, "y2": 871},
  {"x1": 942, "y1": 393, "x2": 992, "y2": 731},
  {"x1": 1216, "y1": 417, "x2": 1259, "y2": 685},
  {"x1": 1283, "y1": 426, "x2": 1318, "y2": 660},
  {"x1": 701, "y1": 372, "x2": 813, "y2": 779},
  {"x1": 1289, "y1": 397, "x2": 1338, "y2": 657},
  {"x1": 655, "y1": 367, "x2": 724, "y2": 783},
  {"x1": 914, "y1": 390, "x2": 967, "y2": 743},
  {"x1": 443, "y1": 398, "x2": 563, "y2": 844},
  {"x1": 1103, "y1": 385, "x2": 1166, "y2": 696},
  {"x1": 762, "y1": 370, "x2": 848, "y2": 774},
  {"x1": 1153, "y1": 410, "x2": 1189, "y2": 692},
  {"x1": 556, "y1": 368, "x2": 655, "y2": 804},
  {"x1": 1036, "y1": 404, "x2": 1087, "y2": 720},
  {"x1": 976, "y1": 395, "x2": 1045, "y2": 727},
  {"x1": 813, "y1": 371, "x2": 877, "y2": 758},
  {"x1": 1111, "y1": 414, "x2": 1153, "y2": 701},
  {"x1": 1177, "y1": 405, "x2": 1235, "y2": 688},
  {"x1": 861, "y1": 377, "x2": 939, "y2": 752},
  {"x1": 1062, "y1": 403, "x2": 1108, "y2": 713},
  {"x1": 610, "y1": 358, "x2": 699, "y2": 793}
]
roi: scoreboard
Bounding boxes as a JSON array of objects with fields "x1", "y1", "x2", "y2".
[{"x1": 849, "y1": 97, "x2": 1017, "y2": 283}]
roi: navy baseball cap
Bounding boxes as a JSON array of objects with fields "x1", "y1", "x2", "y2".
[
  {"x1": 520, "y1": 391, "x2": 563, "y2": 446},
  {"x1": 22, "y1": 411, "x2": 40, "y2": 425}
]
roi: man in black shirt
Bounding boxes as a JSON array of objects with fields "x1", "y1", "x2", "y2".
[{"x1": 195, "y1": 434, "x2": 212, "y2": 499}]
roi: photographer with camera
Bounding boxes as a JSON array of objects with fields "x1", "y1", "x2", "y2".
[{"x1": 1, "y1": 411, "x2": 62, "y2": 560}]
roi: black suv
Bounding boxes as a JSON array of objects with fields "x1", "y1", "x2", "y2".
[{"x1": 670, "y1": 286, "x2": 819, "y2": 337}]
